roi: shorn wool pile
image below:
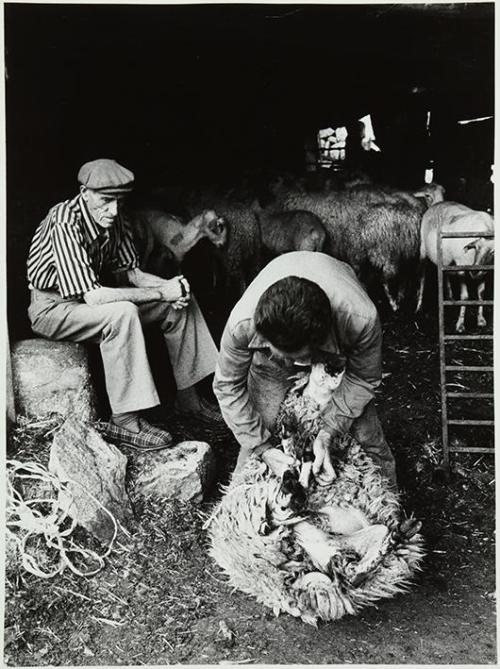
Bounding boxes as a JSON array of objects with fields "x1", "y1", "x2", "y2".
[{"x1": 208, "y1": 356, "x2": 425, "y2": 626}]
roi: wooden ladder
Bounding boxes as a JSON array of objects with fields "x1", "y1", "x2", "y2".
[{"x1": 437, "y1": 226, "x2": 494, "y2": 473}]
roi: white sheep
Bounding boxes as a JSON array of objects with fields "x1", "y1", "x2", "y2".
[{"x1": 417, "y1": 202, "x2": 494, "y2": 332}]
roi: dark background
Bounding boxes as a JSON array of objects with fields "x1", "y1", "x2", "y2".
[{"x1": 5, "y1": 2, "x2": 495, "y2": 338}]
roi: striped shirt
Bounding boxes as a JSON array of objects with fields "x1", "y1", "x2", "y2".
[{"x1": 27, "y1": 194, "x2": 139, "y2": 299}]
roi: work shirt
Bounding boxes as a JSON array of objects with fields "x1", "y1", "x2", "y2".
[
  {"x1": 27, "y1": 194, "x2": 139, "y2": 299},
  {"x1": 213, "y1": 251, "x2": 383, "y2": 454}
]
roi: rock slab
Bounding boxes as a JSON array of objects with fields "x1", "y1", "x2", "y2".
[
  {"x1": 11, "y1": 339, "x2": 97, "y2": 422},
  {"x1": 49, "y1": 416, "x2": 134, "y2": 542},
  {"x1": 130, "y1": 441, "x2": 215, "y2": 503}
]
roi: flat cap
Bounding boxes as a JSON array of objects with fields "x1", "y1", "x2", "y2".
[{"x1": 78, "y1": 159, "x2": 135, "y2": 194}]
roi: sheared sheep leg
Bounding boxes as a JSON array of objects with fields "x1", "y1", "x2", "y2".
[
  {"x1": 477, "y1": 280, "x2": 487, "y2": 328},
  {"x1": 298, "y1": 459, "x2": 313, "y2": 489},
  {"x1": 317, "y1": 504, "x2": 370, "y2": 535},
  {"x1": 312, "y1": 435, "x2": 336, "y2": 485},
  {"x1": 293, "y1": 521, "x2": 341, "y2": 573},
  {"x1": 382, "y1": 281, "x2": 399, "y2": 312},
  {"x1": 455, "y1": 281, "x2": 468, "y2": 333},
  {"x1": 339, "y1": 524, "x2": 390, "y2": 586}
]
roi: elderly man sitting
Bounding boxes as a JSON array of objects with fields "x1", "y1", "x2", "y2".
[{"x1": 26, "y1": 158, "x2": 220, "y2": 451}]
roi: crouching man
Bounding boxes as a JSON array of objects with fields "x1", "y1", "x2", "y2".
[
  {"x1": 27, "y1": 158, "x2": 220, "y2": 451},
  {"x1": 213, "y1": 251, "x2": 397, "y2": 489}
]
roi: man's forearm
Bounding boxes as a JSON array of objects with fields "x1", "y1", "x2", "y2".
[
  {"x1": 213, "y1": 325, "x2": 273, "y2": 455},
  {"x1": 126, "y1": 267, "x2": 170, "y2": 288},
  {"x1": 84, "y1": 285, "x2": 163, "y2": 306},
  {"x1": 321, "y1": 374, "x2": 377, "y2": 434}
]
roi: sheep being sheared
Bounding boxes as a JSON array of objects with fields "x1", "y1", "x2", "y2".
[
  {"x1": 128, "y1": 207, "x2": 227, "y2": 278},
  {"x1": 267, "y1": 179, "x2": 444, "y2": 311},
  {"x1": 208, "y1": 351, "x2": 424, "y2": 625},
  {"x1": 417, "y1": 201, "x2": 494, "y2": 332}
]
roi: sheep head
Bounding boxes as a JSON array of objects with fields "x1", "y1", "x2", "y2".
[
  {"x1": 198, "y1": 209, "x2": 228, "y2": 248},
  {"x1": 463, "y1": 237, "x2": 495, "y2": 279},
  {"x1": 413, "y1": 183, "x2": 446, "y2": 207}
]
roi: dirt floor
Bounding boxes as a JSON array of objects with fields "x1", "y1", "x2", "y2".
[{"x1": 4, "y1": 305, "x2": 496, "y2": 666}]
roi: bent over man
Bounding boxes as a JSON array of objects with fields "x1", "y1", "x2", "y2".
[
  {"x1": 213, "y1": 251, "x2": 397, "y2": 489},
  {"x1": 27, "y1": 158, "x2": 219, "y2": 451}
]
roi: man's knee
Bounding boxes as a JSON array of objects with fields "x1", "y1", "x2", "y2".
[
  {"x1": 351, "y1": 403, "x2": 385, "y2": 446},
  {"x1": 105, "y1": 301, "x2": 141, "y2": 331},
  {"x1": 107, "y1": 300, "x2": 139, "y2": 318},
  {"x1": 159, "y1": 302, "x2": 191, "y2": 332}
]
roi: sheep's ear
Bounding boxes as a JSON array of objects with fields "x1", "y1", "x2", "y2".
[{"x1": 463, "y1": 240, "x2": 479, "y2": 252}]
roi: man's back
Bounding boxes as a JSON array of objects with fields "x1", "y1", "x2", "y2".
[{"x1": 229, "y1": 251, "x2": 377, "y2": 330}]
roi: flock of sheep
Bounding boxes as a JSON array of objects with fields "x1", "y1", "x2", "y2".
[{"x1": 129, "y1": 171, "x2": 494, "y2": 332}]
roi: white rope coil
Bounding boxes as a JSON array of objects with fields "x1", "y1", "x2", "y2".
[{"x1": 6, "y1": 459, "x2": 121, "y2": 579}]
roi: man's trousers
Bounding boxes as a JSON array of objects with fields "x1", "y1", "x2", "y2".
[{"x1": 28, "y1": 289, "x2": 218, "y2": 414}]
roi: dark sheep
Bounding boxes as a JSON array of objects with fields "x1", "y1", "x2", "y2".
[
  {"x1": 186, "y1": 196, "x2": 263, "y2": 307},
  {"x1": 256, "y1": 207, "x2": 327, "y2": 262}
]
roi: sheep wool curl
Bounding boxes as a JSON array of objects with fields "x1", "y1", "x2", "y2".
[{"x1": 208, "y1": 435, "x2": 425, "y2": 626}]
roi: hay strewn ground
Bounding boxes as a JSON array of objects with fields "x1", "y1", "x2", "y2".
[{"x1": 4, "y1": 313, "x2": 495, "y2": 666}]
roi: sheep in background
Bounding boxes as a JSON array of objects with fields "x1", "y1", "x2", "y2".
[
  {"x1": 256, "y1": 207, "x2": 327, "y2": 262},
  {"x1": 186, "y1": 189, "x2": 329, "y2": 306},
  {"x1": 128, "y1": 208, "x2": 227, "y2": 278},
  {"x1": 266, "y1": 180, "x2": 444, "y2": 311},
  {"x1": 186, "y1": 197, "x2": 264, "y2": 305},
  {"x1": 414, "y1": 183, "x2": 446, "y2": 208},
  {"x1": 417, "y1": 202, "x2": 494, "y2": 332}
]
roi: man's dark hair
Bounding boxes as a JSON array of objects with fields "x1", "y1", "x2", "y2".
[{"x1": 254, "y1": 276, "x2": 332, "y2": 352}]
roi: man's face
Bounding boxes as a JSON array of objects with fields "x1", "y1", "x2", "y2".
[
  {"x1": 81, "y1": 187, "x2": 125, "y2": 229},
  {"x1": 268, "y1": 343, "x2": 311, "y2": 367}
]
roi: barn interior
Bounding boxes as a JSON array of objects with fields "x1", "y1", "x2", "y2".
[{"x1": 5, "y1": 2, "x2": 495, "y2": 337}]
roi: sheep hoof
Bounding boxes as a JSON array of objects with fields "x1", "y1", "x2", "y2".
[
  {"x1": 292, "y1": 572, "x2": 334, "y2": 620},
  {"x1": 478, "y1": 316, "x2": 487, "y2": 329},
  {"x1": 394, "y1": 518, "x2": 422, "y2": 542}
]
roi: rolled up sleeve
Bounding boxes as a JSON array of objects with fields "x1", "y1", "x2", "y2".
[
  {"x1": 321, "y1": 311, "x2": 382, "y2": 434},
  {"x1": 213, "y1": 321, "x2": 272, "y2": 455}
]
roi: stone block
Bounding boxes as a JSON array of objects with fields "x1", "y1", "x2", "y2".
[
  {"x1": 11, "y1": 338, "x2": 97, "y2": 422},
  {"x1": 130, "y1": 441, "x2": 215, "y2": 504},
  {"x1": 49, "y1": 416, "x2": 134, "y2": 542}
]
